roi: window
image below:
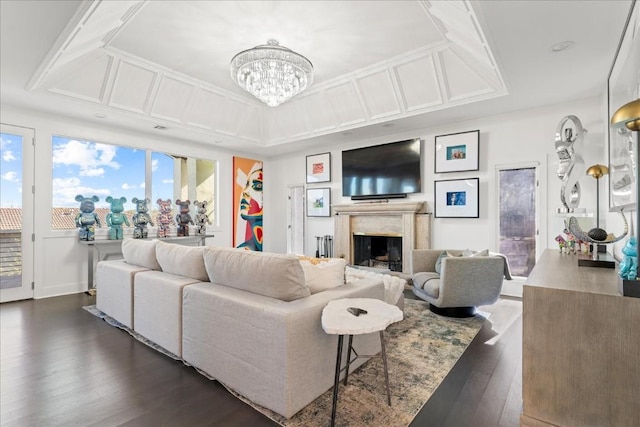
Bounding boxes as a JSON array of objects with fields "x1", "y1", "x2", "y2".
[{"x1": 51, "y1": 136, "x2": 216, "y2": 230}]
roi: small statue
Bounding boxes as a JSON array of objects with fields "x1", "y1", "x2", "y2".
[
  {"x1": 75, "y1": 195, "x2": 101, "y2": 241},
  {"x1": 131, "y1": 197, "x2": 154, "y2": 239},
  {"x1": 156, "y1": 198, "x2": 175, "y2": 238},
  {"x1": 175, "y1": 199, "x2": 194, "y2": 237},
  {"x1": 619, "y1": 237, "x2": 638, "y2": 280},
  {"x1": 105, "y1": 196, "x2": 130, "y2": 240},
  {"x1": 193, "y1": 200, "x2": 212, "y2": 236}
]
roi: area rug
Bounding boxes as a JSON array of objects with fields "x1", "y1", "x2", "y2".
[
  {"x1": 83, "y1": 299, "x2": 486, "y2": 427},
  {"x1": 232, "y1": 298, "x2": 486, "y2": 427}
]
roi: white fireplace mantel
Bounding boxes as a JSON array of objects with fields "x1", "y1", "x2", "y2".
[{"x1": 332, "y1": 201, "x2": 431, "y2": 273}]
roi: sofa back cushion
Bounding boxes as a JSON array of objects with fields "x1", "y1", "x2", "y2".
[
  {"x1": 298, "y1": 257, "x2": 347, "y2": 294},
  {"x1": 155, "y1": 240, "x2": 208, "y2": 281},
  {"x1": 203, "y1": 247, "x2": 310, "y2": 301},
  {"x1": 122, "y1": 238, "x2": 161, "y2": 270}
]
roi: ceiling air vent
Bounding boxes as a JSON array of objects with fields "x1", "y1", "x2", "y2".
[{"x1": 154, "y1": 125, "x2": 168, "y2": 130}]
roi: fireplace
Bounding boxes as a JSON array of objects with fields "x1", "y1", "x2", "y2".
[
  {"x1": 332, "y1": 201, "x2": 431, "y2": 274},
  {"x1": 353, "y1": 234, "x2": 403, "y2": 271}
]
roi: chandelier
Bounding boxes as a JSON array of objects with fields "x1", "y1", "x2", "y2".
[{"x1": 230, "y1": 39, "x2": 314, "y2": 107}]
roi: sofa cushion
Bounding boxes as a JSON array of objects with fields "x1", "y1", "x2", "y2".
[
  {"x1": 298, "y1": 257, "x2": 346, "y2": 294},
  {"x1": 434, "y1": 251, "x2": 448, "y2": 274},
  {"x1": 412, "y1": 271, "x2": 440, "y2": 289},
  {"x1": 203, "y1": 247, "x2": 310, "y2": 301},
  {"x1": 121, "y1": 238, "x2": 161, "y2": 270},
  {"x1": 155, "y1": 240, "x2": 208, "y2": 281}
]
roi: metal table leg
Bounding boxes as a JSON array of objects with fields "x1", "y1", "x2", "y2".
[
  {"x1": 330, "y1": 334, "x2": 344, "y2": 427},
  {"x1": 380, "y1": 330, "x2": 391, "y2": 406},
  {"x1": 344, "y1": 334, "x2": 354, "y2": 385}
]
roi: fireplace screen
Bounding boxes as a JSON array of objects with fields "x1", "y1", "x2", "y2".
[{"x1": 353, "y1": 235, "x2": 402, "y2": 271}]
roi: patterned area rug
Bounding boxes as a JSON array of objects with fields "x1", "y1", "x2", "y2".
[
  {"x1": 233, "y1": 298, "x2": 486, "y2": 427},
  {"x1": 84, "y1": 299, "x2": 486, "y2": 427}
]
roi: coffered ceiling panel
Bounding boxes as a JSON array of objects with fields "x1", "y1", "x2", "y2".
[
  {"x1": 150, "y1": 76, "x2": 195, "y2": 123},
  {"x1": 49, "y1": 54, "x2": 112, "y2": 103},
  {"x1": 326, "y1": 83, "x2": 368, "y2": 128},
  {"x1": 297, "y1": 92, "x2": 336, "y2": 134},
  {"x1": 394, "y1": 55, "x2": 443, "y2": 112},
  {"x1": 356, "y1": 70, "x2": 402, "y2": 120},
  {"x1": 439, "y1": 49, "x2": 494, "y2": 102},
  {"x1": 108, "y1": 60, "x2": 157, "y2": 114}
]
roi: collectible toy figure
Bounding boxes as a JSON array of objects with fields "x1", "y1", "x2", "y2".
[
  {"x1": 131, "y1": 197, "x2": 154, "y2": 239},
  {"x1": 193, "y1": 200, "x2": 212, "y2": 236},
  {"x1": 619, "y1": 237, "x2": 638, "y2": 280},
  {"x1": 105, "y1": 196, "x2": 130, "y2": 240},
  {"x1": 156, "y1": 198, "x2": 174, "y2": 238},
  {"x1": 175, "y1": 199, "x2": 194, "y2": 237},
  {"x1": 75, "y1": 195, "x2": 101, "y2": 241}
]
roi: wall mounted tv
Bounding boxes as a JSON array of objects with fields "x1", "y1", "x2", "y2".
[{"x1": 342, "y1": 138, "x2": 422, "y2": 200}]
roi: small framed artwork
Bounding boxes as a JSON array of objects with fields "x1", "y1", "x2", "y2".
[
  {"x1": 434, "y1": 130, "x2": 480, "y2": 173},
  {"x1": 434, "y1": 178, "x2": 479, "y2": 218},
  {"x1": 306, "y1": 152, "x2": 331, "y2": 183},
  {"x1": 307, "y1": 188, "x2": 331, "y2": 217}
]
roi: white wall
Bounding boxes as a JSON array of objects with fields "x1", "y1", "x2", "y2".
[
  {"x1": 264, "y1": 96, "x2": 610, "y2": 258},
  {"x1": 2, "y1": 106, "x2": 241, "y2": 298}
]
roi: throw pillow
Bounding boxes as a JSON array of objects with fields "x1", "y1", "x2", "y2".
[
  {"x1": 434, "y1": 250, "x2": 448, "y2": 274},
  {"x1": 470, "y1": 249, "x2": 490, "y2": 257},
  {"x1": 121, "y1": 238, "x2": 161, "y2": 270},
  {"x1": 203, "y1": 247, "x2": 310, "y2": 301},
  {"x1": 155, "y1": 240, "x2": 208, "y2": 281},
  {"x1": 299, "y1": 258, "x2": 347, "y2": 294}
]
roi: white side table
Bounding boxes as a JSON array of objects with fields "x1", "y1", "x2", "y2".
[{"x1": 321, "y1": 298, "x2": 403, "y2": 427}]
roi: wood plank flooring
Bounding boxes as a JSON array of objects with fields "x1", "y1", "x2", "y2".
[{"x1": 1, "y1": 291, "x2": 522, "y2": 426}]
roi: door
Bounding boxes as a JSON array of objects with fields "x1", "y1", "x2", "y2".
[
  {"x1": 287, "y1": 185, "x2": 305, "y2": 255},
  {"x1": 497, "y1": 163, "x2": 539, "y2": 278},
  {"x1": 1, "y1": 124, "x2": 35, "y2": 302}
]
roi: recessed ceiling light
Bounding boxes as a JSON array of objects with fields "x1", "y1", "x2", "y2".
[
  {"x1": 342, "y1": 132, "x2": 353, "y2": 136},
  {"x1": 213, "y1": 140, "x2": 223, "y2": 144},
  {"x1": 550, "y1": 41, "x2": 575, "y2": 53},
  {"x1": 382, "y1": 123, "x2": 395, "y2": 128},
  {"x1": 94, "y1": 113, "x2": 106, "y2": 119}
]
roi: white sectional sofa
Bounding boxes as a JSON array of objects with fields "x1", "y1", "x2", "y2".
[{"x1": 95, "y1": 239, "x2": 393, "y2": 418}]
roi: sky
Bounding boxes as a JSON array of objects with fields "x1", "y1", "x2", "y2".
[{"x1": 0, "y1": 133, "x2": 175, "y2": 209}]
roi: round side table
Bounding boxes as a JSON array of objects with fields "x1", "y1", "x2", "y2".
[{"x1": 321, "y1": 298, "x2": 403, "y2": 427}]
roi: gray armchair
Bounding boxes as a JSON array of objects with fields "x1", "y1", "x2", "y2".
[{"x1": 410, "y1": 249, "x2": 511, "y2": 317}]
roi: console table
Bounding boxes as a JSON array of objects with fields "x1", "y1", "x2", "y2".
[
  {"x1": 521, "y1": 249, "x2": 640, "y2": 426},
  {"x1": 79, "y1": 234, "x2": 214, "y2": 294}
]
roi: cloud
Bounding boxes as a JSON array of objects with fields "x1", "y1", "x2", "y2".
[
  {"x1": 0, "y1": 137, "x2": 9, "y2": 150},
  {"x1": 52, "y1": 176, "x2": 110, "y2": 207},
  {"x1": 1, "y1": 171, "x2": 18, "y2": 182},
  {"x1": 152, "y1": 159, "x2": 159, "y2": 172},
  {"x1": 52, "y1": 139, "x2": 120, "y2": 176},
  {"x1": 162, "y1": 179, "x2": 174, "y2": 184},
  {"x1": 121, "y1": 183, "x2": 136, "y2": 190},
  {"x1": 2, "y1": 150, "x2": 16, "y2": 162},
  {"x1": 140, "y1": 182, "x2": 146, "y2": 189}
]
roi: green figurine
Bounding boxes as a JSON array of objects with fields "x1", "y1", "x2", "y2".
[{"x1": 105, "y1": 196, "x2": 130, "y2": 240}]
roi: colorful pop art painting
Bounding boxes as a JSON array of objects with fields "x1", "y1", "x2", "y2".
[{"x1": 233, "y1": 157, "x2": 263, "y2": 251}]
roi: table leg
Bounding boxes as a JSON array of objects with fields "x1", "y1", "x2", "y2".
[
  {"x1": 86, "y1": 245, "x2": 95, "y2": 295},
  {"x1": 380, "y1": 330, "x2": 391, "y2": 406},
  {"x1": 331, "y1": 335, "x2": 344, "y2": 427},
  {"x1": 344, "y1": 334, "x2": 353, "y2": 385}
]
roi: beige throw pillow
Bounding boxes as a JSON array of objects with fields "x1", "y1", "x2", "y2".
[
  {"x1": 155, "y1": 240, "x2": 208, "y2": 281},
  {"x1": 299, "y1": 258, "x2": 347, "y2": 294},
  {"x1": 121, "y1": 238, "x2": 161, "y2": 270}
]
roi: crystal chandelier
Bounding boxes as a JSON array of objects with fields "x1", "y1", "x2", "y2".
[{"x1": 230, "y1": 39, "x2": 314, "y2": 107}]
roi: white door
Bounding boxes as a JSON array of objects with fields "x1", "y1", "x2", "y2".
[
  {"x1": 1, "y1": 124, "x2": 35, "y2": 302},
  {"x1": 287, "y1": 185, "x2": 305, "y2": 255}
]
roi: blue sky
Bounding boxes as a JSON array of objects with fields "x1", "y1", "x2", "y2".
[{"x1": 0, "y1": 133, "x2": 175, "y2": 209}]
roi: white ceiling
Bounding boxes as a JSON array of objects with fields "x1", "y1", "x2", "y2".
[{"x1": 0, "y1": 0, "x2": 634, "y2": 157}]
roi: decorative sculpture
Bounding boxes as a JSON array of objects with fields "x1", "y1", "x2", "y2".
[
  {"x1": 156, "y1": 198, "x2": 174, "y2": 238},
  {"x1": 131, "y1": 197, "x2": 154, "y2": 239},
  {"x1": 193, "y1": 200, "x2": 212, "y2": 236},
  {"x1": 619, "y1": 237, "x2": 638, "y2": 280},
  {"x1": 175, "y1": 199, "x2": 194, "y2": 237},
  {"x1": 105, "y1": 196, "x2": 130, "y2": 240},
  {"x1": 555, "y1": 115, "x2": 586, "y2": 210},
  {"x1": 565, "y1": 211, "x2": 628, "y2": 247},
  {"x1": 75, "y1": 195, "x2": 101, "y2": 241}
]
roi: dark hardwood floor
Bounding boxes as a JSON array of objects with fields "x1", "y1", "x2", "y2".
[{"x1": 1, "y1": 290, "x2": 522, "y2": 427}]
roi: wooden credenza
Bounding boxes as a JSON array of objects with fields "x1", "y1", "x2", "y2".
[{"x1": 521, "y1": 249, "x2": 640, "y2": 427}]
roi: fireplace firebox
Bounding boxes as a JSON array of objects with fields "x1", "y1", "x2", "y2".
[{"x1": 353, "y1": 234, "x2": 402, "y2": 271}]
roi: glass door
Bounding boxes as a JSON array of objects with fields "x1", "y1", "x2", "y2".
[{"x1": 1, "y1": 124, "x2": 35, "y2": 302}]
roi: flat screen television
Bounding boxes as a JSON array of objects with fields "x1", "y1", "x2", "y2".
[{"x1": 342, "y1": 138, "x2": 421, "y2": 199}]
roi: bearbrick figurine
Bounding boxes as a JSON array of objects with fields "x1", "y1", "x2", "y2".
[
  {"x1": 193, "y1": 200, "x2": 212, "y2": 236},
  {"x1": 105, "y1": 196, "x2": 130, "y2": 240},
  {"x1": 131, "y1": 197, "x2": 154, "y2": 239},
  {"x1": 619, "y1": 237, "x2": 638, "y2": 280},
  {"x1": 175, "y1": 199, "x2": 194, "y2": 237},
  {"x1": 75, "y1": 195, "x2": 101, "y2": 241},
  {"x1": 156, "y1": 198, "x2": 175, "y2": 238}
]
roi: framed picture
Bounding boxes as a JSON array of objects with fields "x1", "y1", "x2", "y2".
[
  {"x1": 307, "y1": 188, "x2": 331, "y2": 217},
  {"x1": 434, "y1": 130, "x2": 480, "y2": 173},
  {"x1": 306, "y1": 152, "x2": 331, "y2": 183},
  {"x1": 434, "y1": 178, "x2": 479, "y2": 218},
  {"x1": 607, "y1": 0, "x2": 638, "y2": 211}
]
